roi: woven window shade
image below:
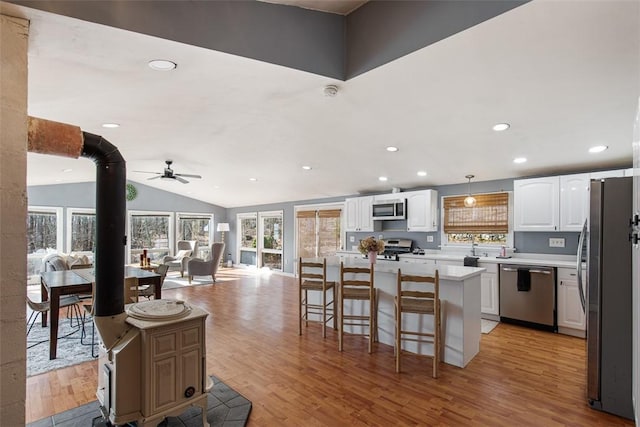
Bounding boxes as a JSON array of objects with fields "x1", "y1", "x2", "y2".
[
  {"x1": 318, "y1": 209, "x2": 341, "y2": 218},
  {"x1": 443, "y1": 192, "x2": 509, "y2": 233},
  {"x1": 296, "y1": 210, "x2": 316, "y2": 218}
]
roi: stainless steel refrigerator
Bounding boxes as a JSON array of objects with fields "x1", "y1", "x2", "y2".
[{"x1": 586, "y1": 176, "x2": 633, "y2": 419}]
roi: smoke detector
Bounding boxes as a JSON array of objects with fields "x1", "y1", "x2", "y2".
[{"x1": 324, "y1": 84, "x2": 339, "y2": 97}]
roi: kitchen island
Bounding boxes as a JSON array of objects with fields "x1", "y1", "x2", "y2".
[{"x1": 322, "y1": 257, "x2": 484, "y2": 368}]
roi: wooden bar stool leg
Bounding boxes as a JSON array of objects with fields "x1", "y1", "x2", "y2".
[
  {"x1": 322, "y1": 288, "x2": 326, "y2": 338},
  {"x1": 338, "y1": 285, "x2": 344, "y2": 352},
  {"x1": 298, "y1": 282, "x2": 302, "y2": 336},
  {"x1": 396, "y1": 303, "x2": 401, "y2": 373}
]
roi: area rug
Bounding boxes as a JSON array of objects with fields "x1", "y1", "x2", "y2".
[
  {"x1": 27, "y1": 320, "x2": 96, "y2": 377},
  {"x1": 27, "y1": 375, "x2": 252, "y2": 427},
  {"x1": 481, "y1": 319, "x2": 500, "y2": 334}
]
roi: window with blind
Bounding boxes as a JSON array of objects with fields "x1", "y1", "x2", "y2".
[
  {"x1": 296, "y1": 208, "x2": 341, "y2": 258},
  {"x1": 443, "y1": 192, "x2": 510, "y2": 245}
]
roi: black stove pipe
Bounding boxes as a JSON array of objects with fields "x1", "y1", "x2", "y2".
[{"x1": 81, "y1": 132, "x2": 126, "y2": 317}]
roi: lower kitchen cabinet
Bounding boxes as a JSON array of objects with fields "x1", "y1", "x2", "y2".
[
  {"x1": 557, "y1": 267, "x2": 586, "y2": 337},
  {"x1": 479, "y1": 263, "x2": 499, "y2": 319}
]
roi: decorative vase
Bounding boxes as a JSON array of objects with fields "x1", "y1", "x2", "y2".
[{"x1": 368, "y1": 251, "x2": 377, "y2": 264}]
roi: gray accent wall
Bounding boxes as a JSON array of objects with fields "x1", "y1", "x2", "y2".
[
  {"x1": 29, "y1": 174, "x2": 582, "y2": 275},
  {"x1": 28, "y1": 181, "x2": 226, "y2": 253}
]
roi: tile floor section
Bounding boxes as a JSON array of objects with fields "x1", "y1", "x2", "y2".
[{"x1": 27, "y1": 375, "x2": 251, "y2": 427}]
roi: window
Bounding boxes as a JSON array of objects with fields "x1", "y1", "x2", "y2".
[
  {"x1": 442, "y1": 192, "x2": 511, "y2": 246},
  {"x1": 260, "y1": 211, "x2": 283, "y2": 270},
  {"x1": 128, "y1": 211, "x2": 174, "y2": 264},
  {"x1": 67, "y1": 209, "x2": 96, "y2": 254},
  {"x1": 27, "y1": 206, "x2": 63, "y2": 277},
  {"x1": 27, "y1": 207, "x2": 62, "y2": 254},
  {"x1": 296, "y1": 206, "x2": 342, "y2": 258},
  {"x1": 238, "y1": 213, "x2": 257, "y2": 266},
  {"x1": 177, "y1": 213, "x2": 213, "y2": 259}
]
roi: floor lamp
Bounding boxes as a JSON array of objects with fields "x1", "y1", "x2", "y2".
[{"x1": 217, "y1": 222, "x2": 230, "y2": 267}]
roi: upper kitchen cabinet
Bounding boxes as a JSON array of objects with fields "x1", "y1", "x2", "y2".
[
  {"x1": 514, "y1": 177, "x2": 560, "y2": 231},
  {"x1": 344, "y1": 196, "x2": 375, "y2": 232},
  {"x1": 405, "y1": 190, "x2": 438, "y2": 232},
  {"x1": 559, "y1": 173, "x2": 590, "y2": 231},
  {"x1": 514, "y1": 174, "x2": 590, "y2": 232}
]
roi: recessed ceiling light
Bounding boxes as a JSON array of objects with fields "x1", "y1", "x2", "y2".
[
  {"x1": 302, "y1": 165, "x2": 312, "y2": 170},
  {"x1": 62, "y1": 168, "x2": 73, "y2": 173},
  {"x1": 386, "y1": 146, "x2": 399, "y2": 152},
  {"x1": 102, "y1": 123, "x2": 120, "y2": 128},
  {"x1": 378, "y1": 176, "x2": 388, "y2": 182},
  {"x1": 493, "y1": 123, "x2": 510, "y2": 132},
  {"x1": 513, "y1": 157, "x2": 527, "y2": 164},
  {"x1": 417, "y1": 171, "x2": 427, "y2": 177},
  {"x1": 589, "y1": 145, "x2": 608, "y2": 153},
  {"x1": 249, "y1": 177, "x2": 257, "y2": 182},
  {"x1": 148, "y1": 59, "x2": 177, "y2": 71}
]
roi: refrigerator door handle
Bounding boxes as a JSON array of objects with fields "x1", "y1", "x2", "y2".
[{"x1": 577, "y1": 218, "x2": 587, "y2": 313}]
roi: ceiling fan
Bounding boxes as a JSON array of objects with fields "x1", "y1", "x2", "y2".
[{"x1": 133, "y1": 160, "x2": 202, "y2": 184}]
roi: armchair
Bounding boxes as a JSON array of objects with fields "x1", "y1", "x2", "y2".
[
  {"x1": 162, "y1": 240, "x2": 197, "y2": 277},
  {"x1": 187, "y1": 242, "x2": 225, "y2": 284}
]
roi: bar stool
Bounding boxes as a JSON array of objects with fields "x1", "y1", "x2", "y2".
[
  {"x1": 395, "y1": 269, "x2": 441, "y2": 378},
  {"x1": 339, "y1": 262, "x2": 376, "y2": 353},
  {"x1": 298, "y1": 258, "x2": 335, "y2": 338}
]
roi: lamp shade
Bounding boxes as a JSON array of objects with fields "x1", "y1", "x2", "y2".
[{"x1": 216, "y1": 222, "x2": 230, "y2": 232}]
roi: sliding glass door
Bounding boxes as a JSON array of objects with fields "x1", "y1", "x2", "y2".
[{"x1": 259, "y1": 211, "x2": 283, "y2": 271}]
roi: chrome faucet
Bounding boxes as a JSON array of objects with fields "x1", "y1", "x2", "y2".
[{"x1": 470, "y1": 242, "x2": 478, "y2": 256}]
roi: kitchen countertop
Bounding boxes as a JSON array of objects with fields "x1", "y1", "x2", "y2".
[
  {"x1": 336, "y1": 251, "x2": 580, "y2": 269},
  {"x1": 325, "y1": 256, "x2": 485, "y2": 280}
]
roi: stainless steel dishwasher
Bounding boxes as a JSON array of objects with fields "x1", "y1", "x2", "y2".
[{"x1": 499, "y1": 265, "x2": 556, "y2": 331}]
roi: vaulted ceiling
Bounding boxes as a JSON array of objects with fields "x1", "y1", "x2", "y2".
[{"x1": 3, "y1": 0, "x2": 639, "y2": 208}]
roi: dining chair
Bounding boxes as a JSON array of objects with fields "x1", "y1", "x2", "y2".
[
  {"x1": 395, "y1": 269, "x2": 441, "y2": 377},
  {"x1": 26, "y1": 295, "x2": 83, "y2": 348},
  {"x1": 80, "y1": 282, "x2": 98, "y2": 357},
  {"x1": 138, "y1": 264, "x2": 169, "y2": 300},
  {"x1": 124, "y1": 277, "x2": 140, "y2": 303},
  {"x1": 338, "y1": 262, "x2": 377, "y2": 353},
  {"x1": 298, "y1": 258, "x2": 335, "y2": 338}
]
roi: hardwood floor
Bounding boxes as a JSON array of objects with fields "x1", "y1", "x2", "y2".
[{"x1": 26, "y1": 270, "x2": 634, "y2": 426}]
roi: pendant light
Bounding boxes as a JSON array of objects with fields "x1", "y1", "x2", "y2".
[{"x1": 464, "y1": 174, "x2": 477, "y2": 208}]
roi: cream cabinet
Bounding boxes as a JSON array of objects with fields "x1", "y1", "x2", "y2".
[
  {"x1": 514, "y1": 177, "x2": 560, "y2": 231},
  {"x1": 557, "y1": 267, "x2": 586, "y2": 337},
  {"x1": 479, "y1": 263, "x2": 499, "y2": 318},
  {"x1": 514, "y1": 174, "x2": 590, "y2": 232},
  {"x1": 344, "y1": 196, "x2": 375, "y2": 232},
  {"x1": 404, "y1": 189, "x2": 438, "y2": 232},
  {"x1": 559, "y1": 173, "x2": 590, "y2": 231}
]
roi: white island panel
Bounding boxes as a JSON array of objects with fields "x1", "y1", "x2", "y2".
[{"x1": 323, "y1": 257, "x2": 483, "y2": 368}]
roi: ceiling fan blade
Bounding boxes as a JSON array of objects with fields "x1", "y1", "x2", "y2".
[
  {"x1": 175, "y1": 173, "x2": 202, "y2": 179},
  {"x1": 147, "y1": 175, "x2": 162, "y2": 180},
  {"x1": 133, "y1": 170, "x2": 161, "y2": 175},
  {"x1": 175, "y1": 176, "x2": 189, "y2": 184}
]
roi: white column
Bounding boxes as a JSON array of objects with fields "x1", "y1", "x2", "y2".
[{"x1": 0, "y1": 13, "x2": 29, "y2": 426}]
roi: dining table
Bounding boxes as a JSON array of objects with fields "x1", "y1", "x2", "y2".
[{"x1": 39, "y1": 266, "x2": 162, "y2": 360}]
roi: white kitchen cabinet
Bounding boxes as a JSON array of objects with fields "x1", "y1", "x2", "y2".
[
  {"x1": 344, "y1": 196, "x2": 375, "y2": 232},
  {"x1": 479, "y1": 263, "x2": 499, "y2": 318},
  {"x1": 514, "y1": 177, "x2": 560, "y2": 231},
  {"x1": 557, "y1": 267, "x2": 586, "y2": 337},
  {"x1": 405, "y1": 189, "x2": 438, "y2": 232},
  {"x1": 559, "y1": 173, "x2": 590, "y2": 231}
]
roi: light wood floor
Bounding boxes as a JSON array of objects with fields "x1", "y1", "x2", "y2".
[{"x1": 26, "y1": 270, "x2": 634, "y2": 426}]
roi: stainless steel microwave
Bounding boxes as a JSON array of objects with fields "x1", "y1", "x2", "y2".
[{"x1": 372, "y1": 199, "x2": 406, "y2": 220}]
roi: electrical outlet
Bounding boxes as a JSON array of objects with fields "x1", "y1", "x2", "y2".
[
  {"x1": 427, "y1": 235, "x2": 434, "y2": 243},
  {"x1": 349, "y1": 236, "x2": 355, "y2": 243},
  {"x1": 378, "y1": 234, "x2": 383, "y2": 240},
  {"x1": 549, "y1": 238, "x2": 565, "y2": 248}
]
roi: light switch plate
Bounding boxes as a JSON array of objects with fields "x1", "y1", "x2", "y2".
[
  {"x1": 549, "y1": 238, "x2": 565, "y2": 248},
  {"x1": 427, "y1": 235, "x2": 434, "y2": 242}
]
